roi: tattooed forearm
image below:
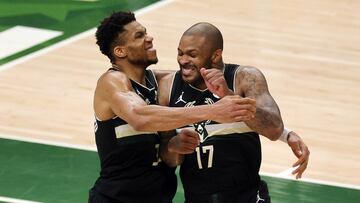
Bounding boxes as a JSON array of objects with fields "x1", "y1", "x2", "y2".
[
  {"x1": 246, "y1": 104, "x2": 283, "y2": 140},
  {"x1": 238, "y1": 66, "x2": 284, "y2": 140}
]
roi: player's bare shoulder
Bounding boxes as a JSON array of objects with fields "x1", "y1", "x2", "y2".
[
  {"x1": 157, "y1": 72, "x2": 176, "y2": 105},
  {"x1": 235, "y1": 66, "x2": 268, "y2": 96},
  {"x1": 153, "y1": 69, "x2": 175, "y2": 82},
  {"x1": 158, "y1": 72, "x2": 175, "y2": 86},
  {"x1": 96, "y1": 69, "x2": 132, "y2": 94},
  {"x1": 235, "y1": 66, "x2": 265, "y2": 83},
  {"x1": 94, "y1": 69, "x2": 133, "y2": 120},
  {"x1": 94, "y1": 70, "x2": 132, "y2": 108}
]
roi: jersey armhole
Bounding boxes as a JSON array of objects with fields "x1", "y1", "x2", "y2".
[{"x1": 168, "y1": 72, "x2": 179, "y2": 104}]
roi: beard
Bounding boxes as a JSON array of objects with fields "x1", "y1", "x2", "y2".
[
  {"x1": 128, "y1": 57, "x2": 158, "y2": 68},
  {"x1": 180, "y1": 60, "x2": 212, "y2": 87}
]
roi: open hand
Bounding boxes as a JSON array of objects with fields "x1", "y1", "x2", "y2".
[{"x1": 287, "y1": 131, "x2": 310, "y2": 179}]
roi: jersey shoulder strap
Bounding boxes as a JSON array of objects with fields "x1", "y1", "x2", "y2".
[
  {"x1": 224, "y1": 63, "x2": 240, "y2": 91},
  {"x1": 145, "y1": 69, "x2": 158, "y2": 89},
  {"x1": 169, "y1": 71, "x2": 183, "y2": 104}
]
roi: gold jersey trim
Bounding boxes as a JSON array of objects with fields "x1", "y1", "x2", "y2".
[{"x1": 115, "y1": 124, "x2": 157, "y2": 139}]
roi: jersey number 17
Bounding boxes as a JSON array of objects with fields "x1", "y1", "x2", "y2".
[{"x1": 195, "y1": 145, "x2": 214, "y2": 169}]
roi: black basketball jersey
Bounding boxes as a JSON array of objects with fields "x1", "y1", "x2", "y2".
[
  {"x1": 92, "y1": 69, "x2": 176, "y2": 203},
  {"x1": 169, "y1": 64, "x2": 262, "y2": 199}
]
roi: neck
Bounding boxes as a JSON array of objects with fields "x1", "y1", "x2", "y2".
[
  {"x1": 197, "y1": 81, "x2": 207, "y2": 90},
  {"x1": 214, "y1": 61, "x2": 225, "y2": 70},
  {"x1": 113, "y1": 62, "x2": 146, "y2": 85}
]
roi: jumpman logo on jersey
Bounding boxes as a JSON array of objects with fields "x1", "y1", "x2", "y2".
[
  {"x1": 135, "y1": 88, "x2": 144, "y2": 99},
  {"x1": 134, "y1": 88, "x2": 151, "y2": 104},
  {"x1": 154, "y1": 90, "x2": 158, "y2": 102},
  {"x1": 175, "y1": 91, "x2": 186, "y2": 104},
  {"x1": 256, "y1": 191, "x2": 265, "y2": 203},
  {"x1": 194, "y1": 122, "x2": 208, "y2": 142}
]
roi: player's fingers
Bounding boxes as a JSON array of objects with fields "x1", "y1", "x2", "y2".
[
  {"x1": 234, "y1": 115, "x2": 254, "y2": 122},
  {"x1": 293, "y1": 143, "x2": 310, "y2": 167},
  {"x1": 181, "y1": 145, "x2": 197, "y2": 154},
  {"x1": 231, "y1": 108, "x2": 255, "y2": 119},
  {"x1": 185, "y1": 142, "x2": 199, "y2": 151},
  {"x1": 289, "y1": 142, "x2": 302, "y2": 159},
  {"x1": 176, "y1": 148, "x2": 195, "y2": 154},
  {"x1": 292, "y1": 156, "x2": 308, "y2": 178},
  {"x1": 181, "y1": 129, "x2": 200, "y2": 139},
  {"x1": 200, "y1": 68, "x2": 208, "y2": 80},
  {"x1": 183, "y1": 137, "x2": 200, "y2": 146},
  {"x1": 292, "y1": 162, "x2": 307, "y2": 179},
  {"x1": 291, "y1": 167, "x2": 301, "y2": 179},
  {"x1": 300, "y1": 142, "x2": 310, "y2": 158},
  {"x1": 292, "y1": 154, "x2": 305, "y2": 167},
  {"x1": 233, "y1": 104, "x2": 256, "y2": 113},
  {"x1": 203, "y1": 69, "x2": 217, "y2": 78},
  {"x1": 298, "y1": 142, "x2": 309, "y2": 159},
  {"x1": 206, "y1": 71, "x2": 223, "y2": 81},
  {"x1": 180, "y1": 129, "x2": 200, "y2": 145},
  {"x1": 231, "y1": 97, "x2": 256, "y2": 105},
  {"x1": 178, "y1": 137, "x2": 199, "y2": 148},
  {"x1": 209, "y1": 77, "x2": 226, "y2": 87}
]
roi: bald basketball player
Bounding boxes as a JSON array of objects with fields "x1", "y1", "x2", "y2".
[
  {"x1": 158, "y1": 22, "x2": 310, "y2": 203},
  {"x1": 89, "y1": 12, "x2": 257, "y2": 203}
]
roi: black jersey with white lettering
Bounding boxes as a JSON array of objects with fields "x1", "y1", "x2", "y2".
[
  {"x1": 92, "y1": 69, "x2": 176, "y2": 203},
  {"x1": 169, "y1": 64, "x2": 261, "y2": 200}
]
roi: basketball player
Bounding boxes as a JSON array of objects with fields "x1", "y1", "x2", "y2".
[
  {"x1": 89, "y1": 12, "x2": 257, "y2": 203},
  {"x1": 158, "y1": 22, "x2": 310, "y2": 203}
]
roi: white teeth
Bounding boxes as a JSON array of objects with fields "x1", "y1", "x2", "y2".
[{"x1": 182, "y1": 68, "x2": 195, "y2": 75}]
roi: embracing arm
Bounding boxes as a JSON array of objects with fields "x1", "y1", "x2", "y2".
[
  {"x1": 95, "y1": 70, "x2": 251, "y2": 132},
  {"x1": 95, "y1": 72, "x2": 212, "y2": 131}
]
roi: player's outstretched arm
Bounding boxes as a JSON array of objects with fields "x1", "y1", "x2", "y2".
[{"x1": 95, "y1": 71, "x2": 256, "y2": 132}]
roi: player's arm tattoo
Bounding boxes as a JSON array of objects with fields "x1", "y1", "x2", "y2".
[{"x1": 238, "y1": 67, "x2": 283, "y2": 140}]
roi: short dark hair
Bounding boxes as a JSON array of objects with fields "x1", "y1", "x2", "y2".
[
  {"x1": 95, "y1": 11, "x2": 136, "y2": 62},
  {"x1": 183, "y1": 22, "x2": 223, "y2": 51}
]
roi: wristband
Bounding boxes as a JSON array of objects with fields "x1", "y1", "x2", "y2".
[{"x1": 279, "y1": 127, "x2": 291, "y2": 143}]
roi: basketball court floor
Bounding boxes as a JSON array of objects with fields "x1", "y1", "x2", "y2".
[{"x1": 0, "y1": 0, "x2": 359, "y2": 202}]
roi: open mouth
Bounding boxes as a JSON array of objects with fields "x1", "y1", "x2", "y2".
[
  {"x1": 146, "y1": 46, "x2": 155, "y2": 50},
  {"x1": 145, "y1": 44, "x2": 156, "y2": 51},
  {"x1": 181, "y1": 66, "x2": 197, "y2": 76},
  {"x1": 145, "y1": 45, "x2": 157, "y2": 57}
]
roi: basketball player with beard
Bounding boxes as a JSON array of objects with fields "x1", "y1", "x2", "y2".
[{"x1": 158, "y1": 22, "x2": 310, "y2": 203}]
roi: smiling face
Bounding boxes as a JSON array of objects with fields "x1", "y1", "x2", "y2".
[
  {"x1": 177, "y1": 34, "x2": 213, "y2": 88},
  {"x1": 118, "y1": 21, "x2": 158, "y2": 68}
]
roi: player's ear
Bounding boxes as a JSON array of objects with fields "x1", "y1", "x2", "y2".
[
  {"x1": 114, "y1": 46, "x2": 127, "y2": 58},
  {"x1": 211, "y1": 49, "x2": 222, "y2": 63}
]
